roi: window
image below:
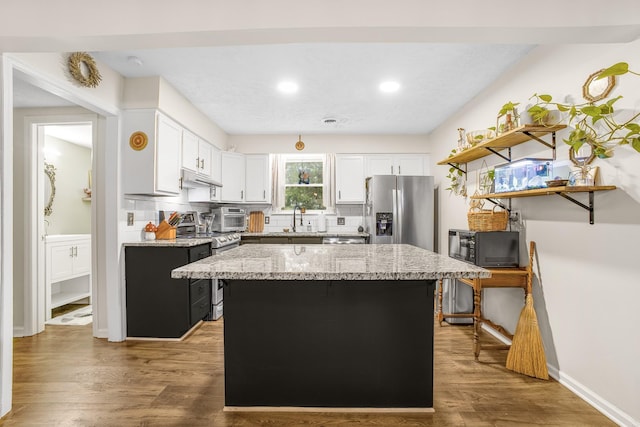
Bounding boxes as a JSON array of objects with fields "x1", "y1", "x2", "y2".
[{"x1": 274, "y1": 153, "x2": 333, "y2": 211}]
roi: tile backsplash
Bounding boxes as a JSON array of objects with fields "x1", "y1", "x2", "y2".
[{"x1": 121, "y1": 192, "x2": 365, "y2": 242}]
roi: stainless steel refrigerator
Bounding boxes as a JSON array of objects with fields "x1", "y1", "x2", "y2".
[{"x1": 364, "y1": 175, "x2": 434, "y2": 250}]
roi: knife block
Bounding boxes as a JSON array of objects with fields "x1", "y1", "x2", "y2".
[{"x1": 155, "y1": 221, "x2": 176, "y2": 240}]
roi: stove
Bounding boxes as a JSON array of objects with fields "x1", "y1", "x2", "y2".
[
  {"x1": 180, "y1": 232, "x2": 241, "y2": 249},
  {"x1": 210, "y1": 232, "x2": 242, "y2": 249}
]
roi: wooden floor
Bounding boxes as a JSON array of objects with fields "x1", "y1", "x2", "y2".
[{"x1": 2, "y1": 318, "x2": 614, "y2": 427}]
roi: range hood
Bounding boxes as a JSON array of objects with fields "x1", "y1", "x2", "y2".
[{"x1": 181, "y1": 169, "x2": 223, "y2": 188}]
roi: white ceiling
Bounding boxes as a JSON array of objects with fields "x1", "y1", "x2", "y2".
[
  {"x1": 7, "y1": 2, "x2": 638, "y2": 137},
  {"x1": 91, "y1": 43, "x2": 533, "y2": 135}
]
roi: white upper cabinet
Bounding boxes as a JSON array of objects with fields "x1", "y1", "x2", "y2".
[
  {"x1": 220, "y1": 152, "x2": 246, "y2": 202},
  {"x1": 123, "y1": 110, "x2": 181, "y2": 195},
  {"x1": 182, "y1": 130, "x2": 213, "y2": 177},
  {"x1": 181, "y1": 130, "x2": 199, "y2": 172},
  {"x1": 335, "y1": 155, "x2": 365, "y2": 204},
  {"x1": 364, "y1": 154, "x2": 431, "y2": 177},
  {"x1": 245, "y1": 154, "x2": 271, "y2": 203},
  {"x1": 210, "y1": 146, "x2": 222, "y2": 184}
]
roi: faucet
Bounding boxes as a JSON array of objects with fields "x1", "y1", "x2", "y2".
[{"x1": 292, "y1": 204, "x2": 303, "y2": 232}]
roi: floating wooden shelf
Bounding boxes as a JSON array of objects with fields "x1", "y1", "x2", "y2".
[
  {"x1": 437, "y1": 124, "x2": 567, "y2": 165},
  {"x1": 471, "y1": 185, "x2": 616, "y2": 199},
  {"x1": 471, "y1": 185, "x2": 617, "y2": 224}
]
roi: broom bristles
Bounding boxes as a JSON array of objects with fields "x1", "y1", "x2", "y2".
[{"x1": 506, "y1": 294, "x2": 549, "y2": 380}]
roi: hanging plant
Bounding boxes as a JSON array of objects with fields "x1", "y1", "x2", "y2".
[
  {"x1": 527, "y1": 62, "x2": 640, "y2": 158},
  {"x1": 445, "y1": 150, "x2": 467, "y2": 197}
]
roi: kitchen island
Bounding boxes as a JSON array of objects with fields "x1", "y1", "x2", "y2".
[{"x1": 172, "y1": 244, "x2": 489, "y2": 411}]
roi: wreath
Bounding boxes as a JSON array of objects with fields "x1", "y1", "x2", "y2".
[{"x1": 68, "y1": 52, "x2": 102, "y2": 88}]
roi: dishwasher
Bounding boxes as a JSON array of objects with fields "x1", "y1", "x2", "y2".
[{"x1": 322, "y1": 236, "x2": 367, "y2": 244}]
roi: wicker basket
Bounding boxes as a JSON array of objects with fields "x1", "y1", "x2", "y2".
[{"x1": 467, "y1": 206, "x2": 508, "y2": 231}]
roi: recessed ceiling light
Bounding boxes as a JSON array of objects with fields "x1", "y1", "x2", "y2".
[
  {"x1": 379, "y1": 81, "x2": 400, "y2": 93},
  {"x1": 277, "y1": 81, "x2": 298, "y2": 94}
]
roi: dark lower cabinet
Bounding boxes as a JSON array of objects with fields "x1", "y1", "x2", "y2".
[
  {"x1": 241, "y1": 236, "x2": 323, "y2": 244},
  {"x1": 125, "y1": 244, "x2": 211, "y2": 338}
]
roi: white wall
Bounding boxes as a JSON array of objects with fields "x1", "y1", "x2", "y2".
[
  {"x1": 43, "y1": 136, "x2": 92, "y2": 235},
  {"x1": 430, "y1": 41, "x2": 640, "y2": 426},
  {"x1": 123, "y1": 77, "x2": 229, "y2": 150},
  {"x1": 229, "y1": 134, "x2": 429, "y2": 154}
]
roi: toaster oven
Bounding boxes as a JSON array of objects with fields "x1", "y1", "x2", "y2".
[{"x1": 211, "y1": 207, "x2": 246, "y2": 232}]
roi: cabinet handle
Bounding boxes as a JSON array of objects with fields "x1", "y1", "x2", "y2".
[
  {"x1": 196, "y1": 157, "x2": 200, "y2": 169},
  {"x1": 69, "y1": 247, "x2": 74, "y2": 257},
  {"x1": 263, "y1": 190, "x2": 266, "y2": 199},
  {"x1": 241, "y1": 190, "x2": 244, "y2": 200},
  {"x1": 74, "y1": 246, "x2": 78, "y2": 257},
  {"x1": 339, "y1": 190, "x2": 342, "y2": 200},
  {"x1": 391, "y1": 166, "x2": 393, "y2": 174},
  {"x1": 179, "y1": 177, "x2": 183, "y2": 190},
  {"x1": 398, "y1": 166, "x2": 401, "y2": 175},
  {"x1": 200, "y1": 158, "x2": 205, "y2": 169}
]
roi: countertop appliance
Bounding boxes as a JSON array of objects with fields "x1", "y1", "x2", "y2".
[
  {"x1": 364, "y1": 175, "x2": 434, "y2": 250},
  {"x1": 448, "y1": 229, "x2": 519, "y2": 267},
  {"x1": 212, "y1": 207, "x2": 247, "y2": 232}
]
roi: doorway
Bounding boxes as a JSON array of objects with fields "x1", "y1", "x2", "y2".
[
  {"x1": 14, "y1": 113, "x2": 98, "y2": 336},
  {"x1": 40, "y1": 123, "x2": 94, "y2": 328}
]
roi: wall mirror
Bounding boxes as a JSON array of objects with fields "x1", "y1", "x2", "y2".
[
  {"x1": 44, "y1": 162, "x2": 56, "y2": 216},
  {"x1": 569, "y1": 142, "x2": 596, "y2": 166},
  {"x1": 582, "y1": 69, "x2": 616, "y2": 103}
]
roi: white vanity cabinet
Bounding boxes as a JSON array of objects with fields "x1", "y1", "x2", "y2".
[
  {"x1": 45, "y1": 235, "x2": 92, "y2": 320},
  {"x1": 335, "y1": 154, "x2": 365, "y2": 204},
  {"x1": 122, "y1": 110, "x2": 182, "y2": 195},
  {"x1": 365, "y1": 154, "x2": 431, "y2": 177}
]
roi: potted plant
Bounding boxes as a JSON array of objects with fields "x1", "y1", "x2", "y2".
[
  {"x1": 496, "y1": 101, "x2": 520, "y2": 134},
  {"x1": 527, "y1": 62, "x2": 640, "y2": 159}
]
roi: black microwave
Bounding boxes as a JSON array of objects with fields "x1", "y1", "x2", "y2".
[{"x1": 448, "y1": 229, "x2": 519, "y2": 267}]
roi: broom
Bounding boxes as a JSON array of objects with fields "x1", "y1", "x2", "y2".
[{"x1": 505, "y1": 241, "x2": 549, "y2": 380}]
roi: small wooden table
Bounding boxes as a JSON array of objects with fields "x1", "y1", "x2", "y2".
[{"x1": 437, "y1": 267, "x2": 531, "y2": 360}]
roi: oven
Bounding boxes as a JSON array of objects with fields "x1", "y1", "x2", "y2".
[{"x1": 207, "y1": 232, "x2": 241, "y2": 320}]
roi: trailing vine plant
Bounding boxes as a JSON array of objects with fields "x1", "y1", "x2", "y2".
[{"x1": 528, "y1": 62, "x2": 640, "y2": 159}]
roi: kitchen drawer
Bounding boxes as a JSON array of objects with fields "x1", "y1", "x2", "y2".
[
  {"x1": 190, "y1": 279, "x2": 210, "y2": 305},
  {"x1": 190, "y1": 294, "x2": 211, "y2": 325},
  {"x1": 189, "y1": 244, "x2": 211, "y2": 262},
  {"x1": 289, "y1": 237, "x2": 323, "y2": 244},
  {"x1": 260, "y1": 237, "x2": 289, "y2": 244}
]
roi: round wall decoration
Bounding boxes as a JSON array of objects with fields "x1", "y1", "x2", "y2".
[
  {"x1": 68, "y1": 52, "x2": 102, "y2": 88},
  {"x1": 129, "y1": 131, "x2": 149, "y2": 151}
]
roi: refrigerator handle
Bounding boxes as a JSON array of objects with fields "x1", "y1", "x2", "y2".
[{"x1": 396, "y1": 189, "x2": 403, "y2": 244}]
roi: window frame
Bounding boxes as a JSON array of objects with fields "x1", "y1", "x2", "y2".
[{"x1": 274, "y1": 153, "x2": 333, "y2": 213}]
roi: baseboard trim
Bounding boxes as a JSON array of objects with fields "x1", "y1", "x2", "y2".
[
  {"x1": 13, "y1": 327, "x2": 24, "y2": 337},
  {"x1": 481, "y1": 323, "x2": 512, "y2": 345},
  {"x1": 553, "y1": 369, "x2": 636, "y2": 427},
  {"x1": 482, "y1": 324, "x2": 636, "y2": 426},
  {"x1": 224, "y1": 406, "x2": 435, "y2": 413}
]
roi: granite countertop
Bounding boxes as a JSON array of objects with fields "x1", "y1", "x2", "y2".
[
  {"x1": 242, "y1": 231, "x2": 369, "y2": 238},
  {"x1": 171, "y1": 244, "x2": 490, "y2": 281},
  {"x1": 123, "y1": 238, "x2": 213, "y2": 247}
]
